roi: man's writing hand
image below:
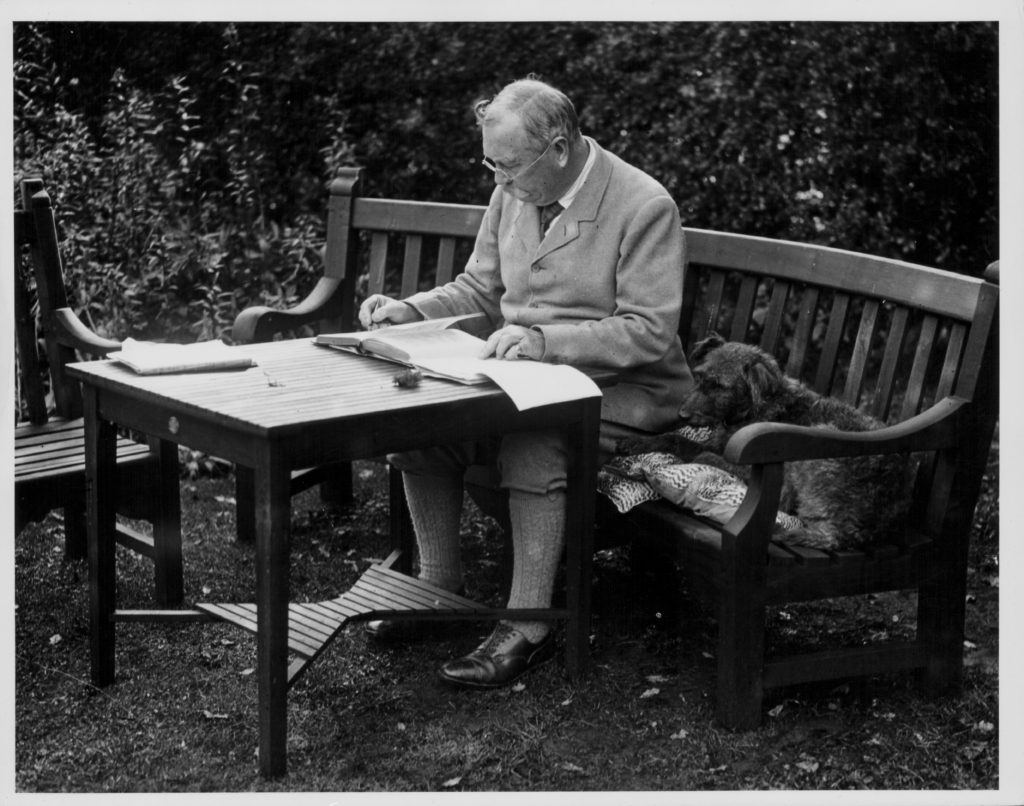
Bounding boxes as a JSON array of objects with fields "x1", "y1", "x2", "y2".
[{"x1": 358, "y1": 295, "x2": 421, "y2": 330}]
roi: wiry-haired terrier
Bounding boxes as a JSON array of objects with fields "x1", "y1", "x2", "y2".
[{"x1": 617, "y1": 334, "x2": 914, "y2": 550}]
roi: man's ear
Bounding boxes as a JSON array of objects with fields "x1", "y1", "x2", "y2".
[{"x1": 689, "y1": 332, "x2": 725, "y2": 364}]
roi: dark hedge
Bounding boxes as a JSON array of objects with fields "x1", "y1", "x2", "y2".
[{"x1": 14, "y1": 21, "x2": 997, "y2": 344}]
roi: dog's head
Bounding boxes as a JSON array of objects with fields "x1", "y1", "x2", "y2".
[{"x1": 678, "y1": 334, "x2": 785, "y2": 426}]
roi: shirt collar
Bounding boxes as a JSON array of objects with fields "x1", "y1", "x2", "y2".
[{"x1": 556, "y1": 136, "x2": 596, "y2": 210}]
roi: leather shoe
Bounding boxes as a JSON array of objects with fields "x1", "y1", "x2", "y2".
[{"x1": 437, "y1": 623, "x2": 555, "y2": 689}]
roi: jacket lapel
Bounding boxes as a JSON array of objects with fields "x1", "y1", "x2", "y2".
[{"x1": 534, "y1": 138, "x2": 612, "y2": 261}]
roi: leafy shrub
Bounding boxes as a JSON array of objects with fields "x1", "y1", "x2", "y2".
[{"x1": 13, "y1": 21, "x2": 997, "y2": 349}]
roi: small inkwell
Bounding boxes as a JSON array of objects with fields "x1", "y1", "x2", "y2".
[{"x1": 391, "y1": 369, "x2": 423, "y2": 389}]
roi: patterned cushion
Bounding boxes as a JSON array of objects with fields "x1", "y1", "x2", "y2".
[{"x1": 598, "y1": 451, "x2": 804, "y2": 532}]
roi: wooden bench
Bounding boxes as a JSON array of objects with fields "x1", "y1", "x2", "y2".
[
  {"x1": 231, "y1": 167, "x2": 999, "y2": 726},
  {"x1": 14, "y1": 177, "x2": 184, "y2": 606}
]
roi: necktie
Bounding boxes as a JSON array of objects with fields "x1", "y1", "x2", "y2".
[{"x1": 539, "y1": 202, "x2": 564, "y2": 235}]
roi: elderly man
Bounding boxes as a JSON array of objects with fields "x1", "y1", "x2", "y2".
[{"x1": 359, "y1": 76, "x2": 691, "y2": 689}]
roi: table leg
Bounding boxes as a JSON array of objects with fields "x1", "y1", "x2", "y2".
[
  {"x1": 254, "y1": 445, "x2": 291, "y2": 778},
  {"x1": 84, "y1": 386, "x2": 117, "y2": 686},
  {"x1": 153, "y1": 438, "x2": 183, "y2": 606},
  {"x1": 563, "y1": 396, "x2": 601, "y2": 680},
  {"x1": 235, "y1": 465, "x2": 255, "y2": 543}
]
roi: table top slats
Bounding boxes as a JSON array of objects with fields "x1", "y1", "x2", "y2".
[{"x1": 68, "y1": 340, "x2": 515, "y2": 436}]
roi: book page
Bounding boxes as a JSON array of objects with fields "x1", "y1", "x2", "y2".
[
  {"x1": 366, "y1": 328, "x2": 485, "y2": 363},
  {"x1": 315, "y1": 312, "x2": 485, "y2": 349},
  {"x1": 477, "y1": 360, "x2": 603, "y2": 411}
]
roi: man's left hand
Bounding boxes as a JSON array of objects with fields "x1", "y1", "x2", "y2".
[{"x1": 480, "y1": 325, "x2": 545, "y2": 360}]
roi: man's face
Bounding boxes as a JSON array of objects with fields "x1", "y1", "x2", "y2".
[{"x1": 481, "y1": 112, "x2": 563, "y2": 206}]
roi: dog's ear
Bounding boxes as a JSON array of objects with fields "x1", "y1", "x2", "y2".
[
  {"x1": 744, "y1": 353, "x2": 783, "y2": 413},
  {"x1": 689, "y1": 332, "x2": 725, "y2": 364}
]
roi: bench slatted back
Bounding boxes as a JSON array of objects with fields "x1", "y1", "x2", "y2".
[{"x1": 680, "y1": 228, "x2": 997, "y2": 429}]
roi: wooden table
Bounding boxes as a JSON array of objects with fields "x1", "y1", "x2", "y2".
[{"x1": 68, "y1": 339, "x2": 604, "y2": 777}]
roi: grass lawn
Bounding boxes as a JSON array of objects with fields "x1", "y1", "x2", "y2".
[{"x1": 13, "y1": 449, "x2": 1000, "y2": 794}]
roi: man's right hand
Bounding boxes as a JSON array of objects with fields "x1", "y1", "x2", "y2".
[{"x1": 358, "y1": 295, "x2": 421, "y2": 330}]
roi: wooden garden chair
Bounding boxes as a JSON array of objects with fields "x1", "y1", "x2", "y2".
[{"x1": 14, "y1": 177, "x2": 184, "y2": 605}]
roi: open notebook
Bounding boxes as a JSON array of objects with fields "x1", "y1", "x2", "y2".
[{"x1": 315, "y1": 314, "x2": 602, "y2": 411}]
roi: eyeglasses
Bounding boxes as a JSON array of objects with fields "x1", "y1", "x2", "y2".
[{"x1": 481, "y1": 139, "x2": 557, "y2": 183}]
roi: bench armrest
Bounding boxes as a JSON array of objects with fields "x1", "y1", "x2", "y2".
[
  {"x1": 232, "y1": 276, "x2": 345, "y2": 343},
  {"x1": 715, "y1": 396, "x2": 968, "y2": 552},
  {"x1": 722, "y1": 395, "x2": 967, "y2": 466},
  {"x1": 51, "y1": 308, "x2": 122, "y2": 356}
]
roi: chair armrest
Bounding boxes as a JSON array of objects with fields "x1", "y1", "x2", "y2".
[
  {"x1": 232, "y1": 276, "x2": 345, "y2": 343},
  {"x1": 722, "y1": 395, "x2": 967, "y2": 466},
  {"x1": 51, "y1": 308, "x2": 122, "y2": 356}
]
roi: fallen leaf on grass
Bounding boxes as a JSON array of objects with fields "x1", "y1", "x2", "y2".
[
  {"x1": 49, "y1": 634, "x2": 62, "y2": 646},
  {"x1": 795, "y1": 759, "x2": 820, "y2": 774},
  {"x1": 512, "y1": 682, "x2": 526, "y2": 693},
  {"x1": 669, "y1": 729, "x2": 688, "y2": 740},
  {"x1": 560, "y1": 762, "x2": 587, "y2": 774},
  {"x1": 640, "y1": 688, "x2": 660, "y2": 699},
  {"x1": 442, "y1": 776, "x2": 462, "y2": 788},
  {"x1": 240, "y1": 667, "x2": 255, "y2": 676},
  {"x1": 202, "y1": 710, "x2": 228, "y2": 720},
  {"x1": 646, "y1": 674, "x2": 671, "y2": 684},
  {"x1": 975, "y1": 721, "x2": 995, "y2": 733}
]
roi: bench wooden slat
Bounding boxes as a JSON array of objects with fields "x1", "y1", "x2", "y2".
[
  {"x1": 728, "y1": 274, "x2": 759, "y2": 342},
  {"x1": 401, "y1": 234, "x2": 423, "y2": 298},
  {"x1": 759, "y1": 279, "x2": 790, "y2": 354},
  {"x1": 367, "y1": 232, "x2": 389, "y2": 295},
  {"x1": 936, "y1": 321, "x2": 967, "y2": 402},
  {"x1": 436, "y1": 236, "x2": 457, "y2": 285},
  {"x1": 696, "y1": 270, "x2": 727, "y2": 343},
  {"x1": 843, "y1": 298, "x2": 880, "y2": 406},
  {"x1": 900, "y1": 314, "x2": 939, "y2": 420},
  {"x1": 784, "y1": 286, "x2": 820, "y2": 379},
  {"x1": 814, "y1": 291, "x2": 851, "y2": 395},
  {"x1": 352, "y1": 197, "x2": 485, "y2": 237},
  {"x1": 871, "y1": 305, "x2": 910, "y2": 419}
]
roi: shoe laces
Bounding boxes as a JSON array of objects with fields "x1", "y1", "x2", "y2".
[{"x1": 478, "y1": 622, "x2": 522, "y2": 654}]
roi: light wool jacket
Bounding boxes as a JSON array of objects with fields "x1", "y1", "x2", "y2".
[{"x1": 406, "y1": 138, "x2": 692, "y2": 433}]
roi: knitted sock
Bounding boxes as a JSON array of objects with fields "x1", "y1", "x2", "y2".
[
  {"x1": 505, "y1": 488, "x2": 566, "y2": 643},
  {"x1": 403, "y1": 471, "x2": 464, "y2": 592}
]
